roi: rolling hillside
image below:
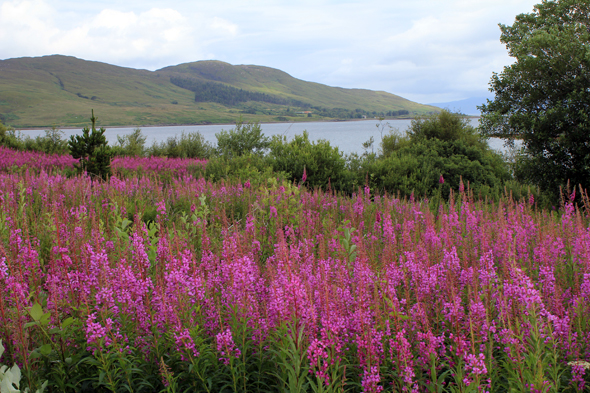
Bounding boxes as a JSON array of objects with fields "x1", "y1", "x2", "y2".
[{"x1": 0, "y1": 55, "x2": 439, "y2": 128}]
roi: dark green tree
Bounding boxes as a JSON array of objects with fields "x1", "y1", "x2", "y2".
[
  {"x1": 68, "y1": 110, "x2": 113, "y2": 180},
  {"x1": 478, "y1": 0, "x2": 590, "y2": 196}
]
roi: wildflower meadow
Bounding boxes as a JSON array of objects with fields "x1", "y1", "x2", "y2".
[{"x1": 0, "y1": 147, "x2": 589, "y2": 392}]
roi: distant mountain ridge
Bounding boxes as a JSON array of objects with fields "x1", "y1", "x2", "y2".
[
  {"x1": 428, "y1": 97, "x2": 491, "y2": 116},
  {"x1": 0, "y1": 55, "x2": 439, "y2": 128}
]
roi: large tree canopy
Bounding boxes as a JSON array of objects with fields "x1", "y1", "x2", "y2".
[{"x1": 479, "y1": 0, "x2": 590, "y2": 195}]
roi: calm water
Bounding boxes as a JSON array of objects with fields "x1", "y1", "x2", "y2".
[{"x1": 20, "y1": 118, "x2": 513, "y2": 155}]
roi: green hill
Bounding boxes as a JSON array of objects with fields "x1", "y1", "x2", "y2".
[{"x1": 0, "y1": 55, "x2": 439, "y2": 128}]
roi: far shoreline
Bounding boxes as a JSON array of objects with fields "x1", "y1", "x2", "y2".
[{"x1": 17, "y1": 115, "x2": 482, "y2": 131}]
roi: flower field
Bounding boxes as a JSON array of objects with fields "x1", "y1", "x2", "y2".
[
  {"x1": 0, "y1": 149, "x2": 589, "y2": 392},
  {"x1": 0, "y1": 146, "x2": 207, "y2": 177}
]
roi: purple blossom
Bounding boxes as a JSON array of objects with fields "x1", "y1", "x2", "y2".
[{"x1": 216, "y1": 328, "x2": 241, "y2": 365}]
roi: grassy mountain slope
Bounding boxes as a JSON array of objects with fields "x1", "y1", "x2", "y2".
[
  {"x1": 160, "y1": 61, "x2": 429, "y2": 112},
  {"x1": 0, "y1": 55, "x2": 438, "y2": 128}
]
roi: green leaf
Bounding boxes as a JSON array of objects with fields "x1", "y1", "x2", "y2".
[
  {"x1": 40, "y1": 312, "x2": 51, "y2": 324},
  {"x1": 121, "y1": 218, "x2": 131, "y2": 230},
  {"x1": 61, "y1": 317, "x2": 75, "y2": 329},
  {"x1": 39, "y1": 344, "x2": 52, "y2": 356},
  {"x1": 29, "y1": 303, "x2": 43, "y2": 322}
]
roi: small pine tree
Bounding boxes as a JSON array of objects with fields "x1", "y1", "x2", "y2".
[{"x1": 68, "y1": 110, "x2": 113, "y2": 180}]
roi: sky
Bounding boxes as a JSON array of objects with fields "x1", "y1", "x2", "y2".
[{"x1": 0, "y1": 0, "x2": 540, "y2": 104}]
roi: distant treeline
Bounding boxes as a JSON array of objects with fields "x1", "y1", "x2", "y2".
[
  {"x1": 170, "y1": 76, "x2": 412, "y2": 119},
  {"x1": 311, "y1": 107, "x2": 410, "y2": 119},
  {"x1": 170, "y1": 77, "x2": 310, "y2": 108}
]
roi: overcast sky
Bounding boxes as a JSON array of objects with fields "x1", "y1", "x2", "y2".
[{"x1": 0, "y1": 0, "x2": 540, "y2": 104}]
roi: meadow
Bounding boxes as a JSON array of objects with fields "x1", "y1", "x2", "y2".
[{"x1": 0, "y1": 147, "x2": 589, "y2": 393}]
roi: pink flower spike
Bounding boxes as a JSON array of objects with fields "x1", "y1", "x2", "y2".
[
  {"x1": 439, "y1": 175, "x2": 444, "y2": 184},
  {"x1": 302, "y1": 166, "x2": 307, "y2": 183}
]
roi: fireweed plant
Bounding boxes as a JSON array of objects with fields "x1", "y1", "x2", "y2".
[{"x1": 0, "y1": 148, "x2": 589, "y2": 392}]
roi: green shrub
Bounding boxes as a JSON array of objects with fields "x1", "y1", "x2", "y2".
[
  {"x1": 34, "y1": 126, "x2": 69, "y2": 155},
  {"x1": 268, "y1": 131, "x2": 347, "y2": 189},
  {"x1": 205, "y1": 154, "x2": 283, "y2": 185},
  {"x1": 348, "y1": 110, "x2": 511, "y2": 198},
  {"x1": 114, "y1": 128, "x2": 146, "y2": 157},
  {"x1": 147, "y1": 131, "x2": 214, "y2": 159},
  {"x1": 0, "y1": 120, "x2": 70, "y2": 155},
  {"x1": 380, "y1": 129, "x2": 411, "y2": 157},
  {"x1": 362, "y1": 138, "x2": 510, "y2": 197},
  {"x1": 407, "y1": 109, "x2": 482, "y2": 146},
  {"x1": 215, "y1": 120, "x2": 270, "y2": 158}
]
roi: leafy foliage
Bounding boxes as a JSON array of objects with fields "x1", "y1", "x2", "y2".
[
  {"x1": 0, "y1": 121, "x2": 69, "y2": 155},
  {"x1": 359, "y1": 110, "x2": 510, "y2": 197},
  {"x1": 479, "y1": 0, "x2": 590, "y2": 197},
  {"x1": 1, "y1": 340, "x2": 48, "y2": 393},
  {"x1": 204, "y1": 153, "x2": 281, "y2": 185},
  {"x1": 215, "y1": 120, "x2": 270, "y2": 157},
  {"x1": 146, "y1": 130, "x2": 214, "y2": 159},
  {"x1": 68, "y1": 110, "x2": 113, "y2": 180},
  {"x1": 268, "y1": 131, "x2": 347, "y2": 189},
  {"x1": 407, "y1": 109, "x2": 482, "y2": 147},
  {"x1": 113, "y1": 128, "x2": 146, "y2": 157}
]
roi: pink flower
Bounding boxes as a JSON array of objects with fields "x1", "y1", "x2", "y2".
[
  {"x1": 439, "y1": 175, "x2": 444, "y2": 184},
  {"x1": 302, "y1": 166, "x2": 307, "y2": 183},
  {"x1": 308, "y1": 339, "x2": 330, "y2": 384},
  {"x1": 361, "y1": 366, "x2": 384, "y2": 393},
  {"x1": 216, "y1": 328, "x2": 241, "y2": 365}
]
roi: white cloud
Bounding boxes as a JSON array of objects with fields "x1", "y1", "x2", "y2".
[
  {"x1": 211, "y1": 17, "x2": 238, "y2": 36},
  {"x1": 0, "y1": 0, "x2": 540, "y2": 102},
  {"x1": 0, "y1": 0, "x2": 217, "y2": 68}
]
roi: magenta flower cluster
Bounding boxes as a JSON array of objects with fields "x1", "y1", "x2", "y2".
[{"x1": 0, "y1": 149, "x2": 589, "y2": 392}]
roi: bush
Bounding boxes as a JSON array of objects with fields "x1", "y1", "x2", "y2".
[
  {"x1": 205, "y1": 154, "x2": 283, "y2": 185},
  {"x1": 147, "y1": 131, "x2": 214, "y2": 159},
  {"x1": 215, "y1": 120, "x2": 270, "y2": 158},
  {"x1": 0, "y1": 129, "x2": 25, "y2": 151},
  {"x1": 349, "y1": 110, "x2": 511, "y2": 198},
  {"x1": 268, "y1": 131, "x2": 347, "y2": 189},
  {"x1": 114, "y1": 128, "x2": 147, "y2": 157},
  {"x1": 0, "y1": 119, "x2": 70, "y2": 155},
  {"x1": 407, "y1": 109, "x2": 481, "y2": 146},
  {"x1": 362, "y1": 138, "x2": 510, "y2": 197},
  {"x1": 380, "y1": 129, "x2": 411, "y2": 157}
]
